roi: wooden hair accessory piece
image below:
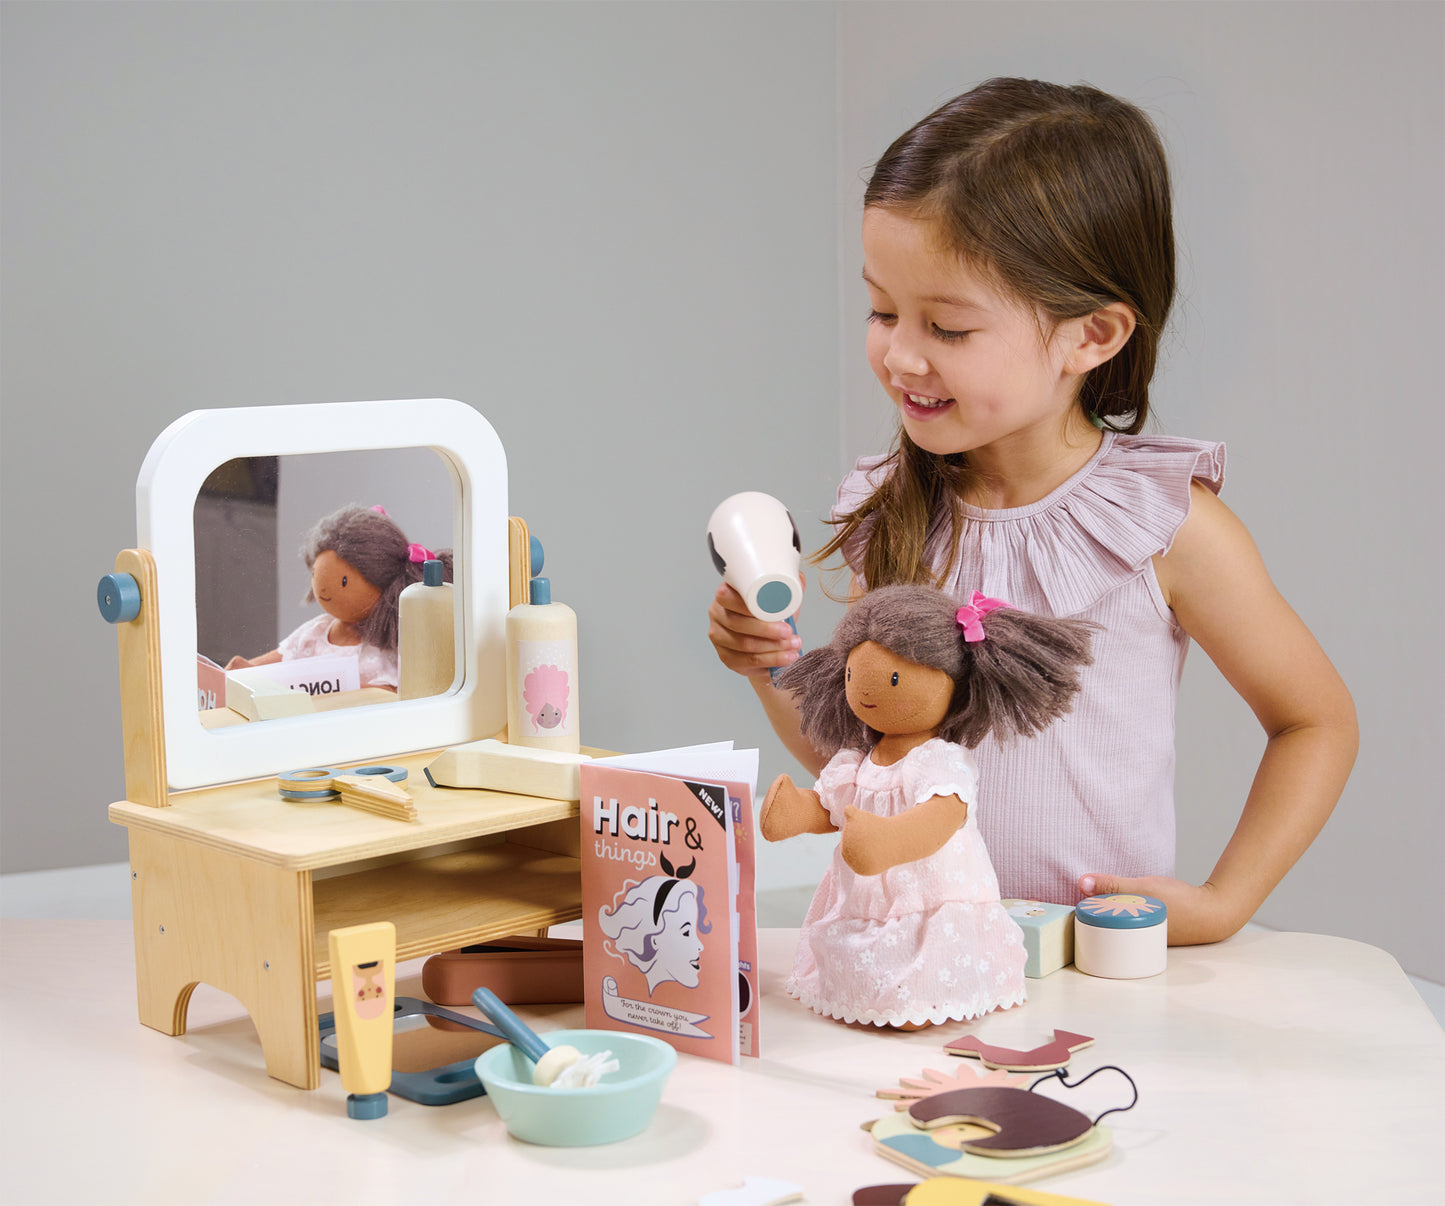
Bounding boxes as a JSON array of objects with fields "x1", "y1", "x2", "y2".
[
  {"x1": 944, "y1": 1029, "x2": 1094, "y2": 1072},
  {"x1": 333, "y1": 774, "x2": 418, "y2": 823},
  {"x1": 876, "y1": 1063, "x2": 1026, "y2": 1110},
  {"x1": 907, "y1": 1086, "x2": 1094, "y2": 1158}
]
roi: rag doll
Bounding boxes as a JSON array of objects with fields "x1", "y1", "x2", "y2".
[
  {"x1": 763, "y1": 583, "x2": 1094, "y2": 1028},
  {"x1": 226, "y1": 504, "x2": 453, "y2": 691}
]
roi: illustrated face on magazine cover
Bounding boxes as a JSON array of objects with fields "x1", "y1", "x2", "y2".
[
  {"x1": 650, "y1": 889, "x2": 704, "y2": 992},
  {"x1": 599, "y1": 875, "x2": 711, "y2": 996}
]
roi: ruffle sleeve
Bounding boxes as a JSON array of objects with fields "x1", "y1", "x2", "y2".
[
  {"x1": 990, "y1": 434, "x2": 1224, "y2": 616},
  {"x1": 901, "y1": 739, "x2": 978, "y2": 809},
  {"x1": 815, "y1": 748, "x2": 865, "y2": 827},
  {"x1": 832, "y1": 454, "x2": 891, "y2": 584}
]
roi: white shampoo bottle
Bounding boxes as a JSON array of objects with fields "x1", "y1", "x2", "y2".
[
  {"x1": 398, "y1": 559, "x2": 455, "y2": 700},
  {"x1": 506, "y1": 576, "x2": 579, "y2": 752}
]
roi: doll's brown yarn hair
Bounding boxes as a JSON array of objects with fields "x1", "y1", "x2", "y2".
[
  {"x1": 778, "y1": 584, "x2": 1095, "y2": 760},
  {"x1": 301, "y1": 504, "x2": 453, "y2": 652},
  {"x1": 819, "y1": 77, "x2": 1175, "y2": 591}
]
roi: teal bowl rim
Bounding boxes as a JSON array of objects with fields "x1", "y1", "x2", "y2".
[{"x1": 474, "y1": 1028, "x2": 677, "y2": 1099}]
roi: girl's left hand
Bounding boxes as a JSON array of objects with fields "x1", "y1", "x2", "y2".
[{"x1": 1076, "y1": 872, "x2": 1239, "y2": 946}]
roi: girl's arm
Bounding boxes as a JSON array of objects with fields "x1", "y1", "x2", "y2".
[
  {"x1": 1081, "y1": 483, "x2": 1358, "y2": 945},
  {"x1": 708, "y1": 578, "x2": 824, "y2": 775}
]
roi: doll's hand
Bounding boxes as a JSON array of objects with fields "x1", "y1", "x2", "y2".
[
  {"x1": 760, "y1": 774, "x2": 834, "y2": 841},
  {"x1": 1077, "y1": 873, "x2": 1239, "y2": 946},
  {"x1": 708, "y1": 579, "x2": 804, "y2": 681},
  {"x1": 225, "y1": 654, "x2": 253, "y2": 670},
  {"x1": 839, "y1": 806, "x2": 894, "y2": 875}
]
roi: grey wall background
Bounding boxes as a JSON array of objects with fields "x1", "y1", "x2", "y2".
[{"x1": 3, "y1": 2, "x2": 1439, "y2": 984}]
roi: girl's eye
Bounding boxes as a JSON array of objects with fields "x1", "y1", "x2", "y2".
[
  {"x1": 867, "y1": 309, "x2": 897, "y2": 327},
  {"x1": 341, "y1": 576, "x2": 348, "y2": 587},
  {"x1": 891, "y1": 672, "x2": 899, "y2": 686},
  {"x1": 931, "y1": 324, "x2": 971, "y2": 343},
  {"x1": 847, "y1": 666, "x2": 851, "y2": 681}
]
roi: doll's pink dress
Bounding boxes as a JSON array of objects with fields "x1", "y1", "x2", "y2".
[
  {"x1": 787, "y1": 738, "x2": 1027, "y2": 1027},
  {"x1": 278, "y1": 614, "x2": 399, "y2": 690}
]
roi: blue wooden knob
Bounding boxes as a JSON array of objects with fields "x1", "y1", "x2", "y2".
[{"x1": 98, "y1": 573, "x2": 142, "y2": 623}]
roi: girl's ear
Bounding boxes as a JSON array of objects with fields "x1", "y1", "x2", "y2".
[{"x1": 1061, "y1": 302, "x2": 1136, "y2": 375}]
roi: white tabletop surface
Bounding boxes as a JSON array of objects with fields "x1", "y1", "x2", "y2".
[{"x1": 3, "y1": 921, "x2": 1441, "y2": 1205}]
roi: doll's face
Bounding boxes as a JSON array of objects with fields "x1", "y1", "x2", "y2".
[
  {"x1": 311, "y1": 550, "x2": 382, "y2": 626},
  {"x1": 845, "y1": 641, "x2": 954, "y2": 736}
]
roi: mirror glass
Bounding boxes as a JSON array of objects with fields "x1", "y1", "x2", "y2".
[{"x1": 194, "y1": 449, "x2": 457, "y2": 722}]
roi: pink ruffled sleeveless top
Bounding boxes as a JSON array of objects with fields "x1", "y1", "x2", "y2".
[{"x1": 836, "y1": 432, "x2": 1226, "y2": 904}]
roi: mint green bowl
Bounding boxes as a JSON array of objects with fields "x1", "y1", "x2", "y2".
[{"x1": 474, "y1": 1029, "x2": 677, "y2": 1146}]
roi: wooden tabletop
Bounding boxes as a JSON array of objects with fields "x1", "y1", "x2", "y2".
[{"x1": 3, "y1": 922, "x2": 1441, "y2": 1205}]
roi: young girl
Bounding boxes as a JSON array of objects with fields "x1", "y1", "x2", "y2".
[
  {"x1": 708, "y1": 78, "x2": 1357, "y2": 946},
  {"x1": 764, "y1": 584, "x2": 1093, "y2": 1026},
  {"x1": 227, "y1": 503, "x2": 453, "y2": 692}
]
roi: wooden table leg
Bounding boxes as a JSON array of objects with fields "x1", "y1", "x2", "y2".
[{"x1": 127, "y1": 829, "x2": 320, "y2": 1089}]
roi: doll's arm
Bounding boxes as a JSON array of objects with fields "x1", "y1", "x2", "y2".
[
  {"x1": 759, "y1": 774, "x2": 835, "y2": 841},
  {"x1": 225, "y1": 649, "x2": 282, "y2": 671},
  {"x1": 840, "y1": 793, "x2": 969, "y2": 877},
  {"x1": 1084, "y1": 484, "x2": 1357, "y2": 945}
]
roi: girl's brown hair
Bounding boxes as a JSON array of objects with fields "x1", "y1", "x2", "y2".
[
  {"x1": 821, "y1": 78, "x2": 1176, "y2": 590},
  {"x1": 778, "y1": 584, "x2": 1095, "y2": 760}
]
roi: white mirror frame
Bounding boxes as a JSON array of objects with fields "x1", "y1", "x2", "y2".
[{"x1": 137, "y1": 399, "x2": 509, "y2": 790}]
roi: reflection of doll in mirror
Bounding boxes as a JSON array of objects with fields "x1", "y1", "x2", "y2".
[
  {"x1": 597, "y1": 855, "x2": 711, "y2": 995},
  {"x1": 763, "y1": 584, "x2": 1094, "y2": 1028},
  {"x1": 226, "y1": 504, "x2": 453, "y2": 691}
]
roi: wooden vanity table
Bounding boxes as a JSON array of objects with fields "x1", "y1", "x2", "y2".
[
  {"x1": 103, "y1": 401, "x2": 582, "y2": 1090},
  {"x1": 109, "y1": 748, "x2": 585, "y2": 1090}
]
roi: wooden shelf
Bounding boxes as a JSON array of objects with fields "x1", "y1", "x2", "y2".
[{"x1": 310, "y1": 841, "x2": 582, "y2": 978}]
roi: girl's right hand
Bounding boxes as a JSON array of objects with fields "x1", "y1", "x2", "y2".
[{"x1": 707, "y1": 579, "x2": 803, "y2": 681}]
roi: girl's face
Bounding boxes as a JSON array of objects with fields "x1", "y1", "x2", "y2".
[
  {"x1": 861, "y1": 207, "x2": 1092, "y2": 463},
  {"x1": 845, "y1": 640, "x2": 953, "y2": 737},
  {"x1": 654, "y1": 890, "x2": 703, "y2": 989},
  {"x1": 311, "y1": 550, "x2": 381, "y2": 626}
]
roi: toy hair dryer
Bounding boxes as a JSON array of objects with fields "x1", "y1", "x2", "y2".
[{"x1": 707, "y1": 492, "x2": 802, "y2": 682}]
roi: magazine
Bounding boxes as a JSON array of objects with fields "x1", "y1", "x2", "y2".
[{"x1": 579, "y1": 743, "x2": 759, "y2": 1065}]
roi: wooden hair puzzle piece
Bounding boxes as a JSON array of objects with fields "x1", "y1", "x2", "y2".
[
  {"x1": 698, "y1": 1177, "x2": 804, "y2": 1206},
  {"x1": 944, "y1": 1030, "x2": 1094, "y2": 1072},
  {"x1": 877, "y1": 1062, "x2": 1027, "y2": 1110},
  {"x1": 908, "y1": 1086, "x2": 1093, "y2": 1158},
  {"x1": 333, "y1": 774, "x2": 419, "y2": 823},
  {"x1": 853, "y1": 1178, "x2": 1114, "y2": 1205},
  {"x1": 865, "y1": 1109, "x2": 1112, "y2": 1187}
]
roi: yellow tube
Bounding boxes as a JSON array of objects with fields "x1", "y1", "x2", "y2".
[{"x1": 327, "y1": 921, "x2": 396, "y2": 1119}]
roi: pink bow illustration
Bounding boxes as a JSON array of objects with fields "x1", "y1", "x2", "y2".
[{"x1": 956, "y1": 591, "x2": 1009, "y2": 642}]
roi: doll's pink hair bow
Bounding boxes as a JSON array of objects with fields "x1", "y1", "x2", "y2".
[
  {"x1": 956, "y1": 592, "x2": 1009, "y2": 642},
  {"x1": 407, "y1": 543, "x2": 436, "y2": 563}
]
